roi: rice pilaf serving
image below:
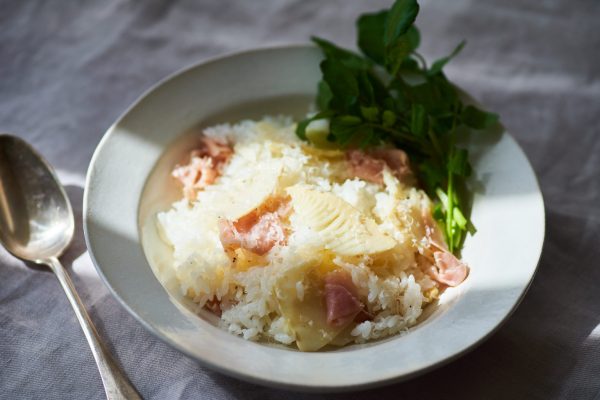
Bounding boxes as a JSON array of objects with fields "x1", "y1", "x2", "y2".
[{"x1": 156, "y1": 116, "x2": 468, "y2": 351}]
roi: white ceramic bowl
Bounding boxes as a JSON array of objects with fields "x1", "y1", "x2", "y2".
[{"x1": 83, "y1": 45, "x2": 545, "y2": 391}]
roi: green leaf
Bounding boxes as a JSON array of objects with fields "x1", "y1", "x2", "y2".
[
  {"x1": 408, "y1": 74, "x2": 459, "y2": 115},
  {"x1": 419, "y1": 163, "x2": 445, "y2": 194},
  {"x1": 357, "y1": 71, "x2": 375, "y2": 104},
  {"x1": 382, "y1": 110, "x2": 396, "y2": 127},
  {"x1": 431, "y1": 74, "x2": 459, "y2": 108},
  {"x1": 366, "y1": 72, "x2": 389, "y2": 105},
  {"x1": 385, "y1": 38, "x2": 413, "y2": 76},
  {"x1": 330, "y1": 115, "x2": 363, "y2": 146},
  {"x1": 428, "y1": 40, "x2": 466, "y2": 76},
  {"x1": 320, "y1": 58, "x2": 359, "y2": 111},
  {"x1": 316, "y1": 80, "x2": 333, "y2": 111},
  {"x1": 436, "y1": 187, "x2": 449, "y2": 209},
  {"x1": 385, "y1": 26, "x2": 421, "y2": 76},
  {"x1": 381, "y1": 0, "x2": 420, "y2": 76},
  {"x1": 357, "y1": 10, "x2": 388, "y2": 65},
  {"x1": 358, "y1": 126, "x2": 376, "y2": 148},
  {"x1": 406, "y1": 26, "x2": 421, "y2": 52},
  {"x1": 453, "y1": 207, "x2": 467, "y2": 229},
  {"x1": 383, "y1": 0, "x2": 419, "y2": 47},
  {"x1": 467, "y1": 219, "x2": 477, "y2": 235},
  {"x1": 400, "y1": 56, "x2": 420, "y2": 72},
  {"x1": 382, "y1": 97, "x2": 397, "y2": 111},
  {"x1": 407, "y1": 81, "x2": 440, "y2": 111},
  {"x1": 312, "y1": 37, "x2": 371, "y2": 70},
  {"x1": 336, "y1": 115, "x2": 362, "y2": 125},
  {"x1": 432, "y1": 202, "x2": 445, "y2": 221},
  {"x1": 410, "y1": 103, "x2": 427, "y2": 137},
  {"x1": 447, "y1": 148, "x2": 471, "y2": 177},
  {"x1": 461, "y1": 105, "x2": 499, "y2": 129},
  {"x1": 389, "y1": 84, "x2": 412, "y2": 113},
  {"x1": 305, "y1": 119, "x2": 337, "y2": 149},
  {"x1": 360, "y1": 106, "x2": 379, "y2": 122},
  {"x1": 295, "y1": 111, "x2": 333, "y2": 141},
  {"x1": 296, "y1": 119, "x2": 311, "y2": 141}
]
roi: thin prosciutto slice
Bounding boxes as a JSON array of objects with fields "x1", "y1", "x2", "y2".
[
  {"x1": 172, "y1": 136, "x2": 232, "y2": 200},
  {"x1": 324, "y1": 271, "x2": 364, "y2": 327},
  {"x1": 346, "y1": 148, "x2": 414, "y2": 185},
  {"x1": 198, "y1": 136, "x2": 233, "y2": 164},
  {"x1": 219, "y1": 212, "x2": 286, "y2": 256},
  {"x1": 347, "y1": 150, "x2": 387, "y2": 184},
  {"x1": 370, "y1": 148, "x2": 415, "y2": 185},
  {"x1": 219, "y1": 198, "x2": 289, "y2": 256},
  {"x1": 172, "y1": 157, "x2": 218, "y2": 200},
  {"x1": 429, "y1": 251, "x2": 469, "y2": 286}
]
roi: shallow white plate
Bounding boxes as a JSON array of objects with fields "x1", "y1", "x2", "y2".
[{"x1": 83, "y1": 45, "x2": 545, "y2": 391}]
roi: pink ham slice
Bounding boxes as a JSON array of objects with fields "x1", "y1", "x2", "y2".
[
  {"x1": 219, "y1": 212, "x2": 286, "y2": 256},
  {"x1": 324, "y1": 271, "x2": 364, "y2": 327},
  {"x1": 370, "y1": 148, "x2": 415, "y2": 185},
  {"x1": 198, "y1": 136, "x2": 233, "y2": 166},
  {"x1": 346, "y1": 148, "x2": 414, "y2": 185},
  {"x1": 429, "y1": 251, "x2": 469, "y2": 287},
  {"x1": 172, "y1": 136, "x2": 232, "y2": 200},
  {"x1": 218, "y1": 198, "x2": 290, "y2": 256},
  {"x1": 347, "y1": 150, "x2": 386, "y2": 184},
  {"x1": 172, "y1": 156, "x2": 218, "y2": 200}
]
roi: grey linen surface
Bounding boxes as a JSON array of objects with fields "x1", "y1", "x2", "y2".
[{"x1": 1, "y1": 1, "x2": 599, "y2": 399}]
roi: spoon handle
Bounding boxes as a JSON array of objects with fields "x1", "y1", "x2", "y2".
[{"x1": 46, "y1": 257, "x2": 142, "y2": 400}]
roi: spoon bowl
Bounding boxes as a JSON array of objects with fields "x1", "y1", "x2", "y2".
[
  {"x1": 0, "y1": 134, "x2": 140, "y2": 399},
  {"x1": 0, "y1": 135, "x2": 74, "y2": 262}
]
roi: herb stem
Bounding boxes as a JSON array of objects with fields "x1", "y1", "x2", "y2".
[
  {"x1": 365, "y1": 123, "x2": 419, "y2": 144},
  {"x1": 412, "y1": 52, "x2": 428, "y2": 71},
  {"x1": 427, "y1": 128, "x2": 443, "y2": 159},
  {"x1": 445, "y1": 113, "x2": 459, "y2": 251},
  {"x1": 446, "y1": 171, "x2": 455, "y2": 251}
]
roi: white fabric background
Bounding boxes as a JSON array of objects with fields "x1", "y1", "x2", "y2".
[{"x1": 1, "y1": 1, "x2": 599, "y2": 399}]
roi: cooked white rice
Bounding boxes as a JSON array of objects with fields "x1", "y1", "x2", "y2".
[{"x1": 156, "y1": 116, "x2": 440, "y2": 349}]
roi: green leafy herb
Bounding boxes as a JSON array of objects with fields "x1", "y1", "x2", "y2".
[
  {"x1": 357, "y1": 11, "x2": 388, "y2": 64},
  {"x1": 428, "y1": 40, "x2": 466, "y2": 76},
  {"x1": 297, "y1": 0, "x2": 499, "y2": 254},
  {"x1": 461, "y1": 105, "x2": 499, "y2": 130}
]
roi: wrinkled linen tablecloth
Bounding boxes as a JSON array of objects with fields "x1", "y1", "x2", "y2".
[{"x1": 1, "y1": 1, "x2": 599, "y2": 399}]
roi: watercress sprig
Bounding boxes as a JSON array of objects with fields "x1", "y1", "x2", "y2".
[{"x1": 296, "y1": 0, "x2": 498, "y2": 254}]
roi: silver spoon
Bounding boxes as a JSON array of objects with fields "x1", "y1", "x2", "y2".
[{"x1": 0, "y1": 134, "x2": 141, "y2": 400}]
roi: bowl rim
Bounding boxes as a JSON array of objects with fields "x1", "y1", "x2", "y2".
[{"x1": 83, "y1": 44, "x2": 546, "y2": 392}]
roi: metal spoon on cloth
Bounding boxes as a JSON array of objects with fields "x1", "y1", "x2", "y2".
[{"x1": 0, "y1": 134, "x2": 141, "y2": 400}]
